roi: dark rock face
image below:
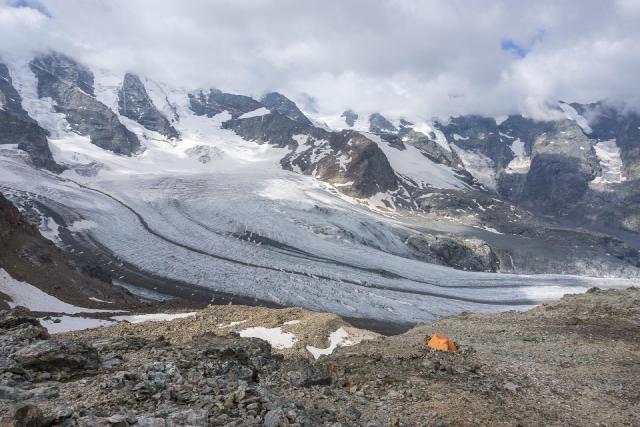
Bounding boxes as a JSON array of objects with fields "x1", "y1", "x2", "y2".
[
  {"x1": 572, "y1": 102, "x2": 640, "y2": 180},
  {"x1": 341, "y1": 110, "x2": 358, "y2": 127},
  {"x1": 189, "y1": 89, "x2": 263, "y2": 119},
  {"x1": 30, "y1": 53, "x2": 140, "y2": 155},
  {"x1": 28, "y1": 51, "x2": 94, "y2": 96},
  {"x1": 0, "y1": 192, "x2": 136, "y2": 309},
  {"x1": 0, "y1": 64, "x2": 60, "y2": 171},
  {"x1": 437, "y1": 115, "x2": 514, "y2": 172},
  {"x1": 402, "y1": 129, "x2": 462, "y2": 169},
  {"x1": 118, "y1": 73, "x2": 179, "y2": 139},
  {"x1": 369, "y1": 113, "x2": 397, "y2": 134},
  {"x1": 407, "y1": 234, "x2": 499, "y2": 272},
  {"x1": 223, "y1": 113, "x2": 399, "y2": 198},
  {"x1": 260, "y1": 92, "x2": 312, "y2": 126},
  {"x1": 222, "y1": 111, "x2": 306, "y2": 148},
  {"x1": 520, "y1": 121, "x2": 599, "y2": 213}
]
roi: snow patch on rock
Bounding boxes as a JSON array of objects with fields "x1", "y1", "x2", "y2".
[
  {"x1": 239, "y1": 326, "x2": 298, "y2": 349},
  {"x1": 113, "y1": 312, "x2": 197, "y2": 324},
  {"x1": 0, "y1": 268, "x2": 116, "y2": 314},
  {"x1": 306, "y1": 327, "x2": 354, "y2": 359}
]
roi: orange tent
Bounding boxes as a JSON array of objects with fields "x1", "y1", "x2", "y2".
[{"x1": 426, "y1": 333, "x2": 457, "y2": 352}]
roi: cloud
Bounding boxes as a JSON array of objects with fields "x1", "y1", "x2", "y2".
[{"x1": 1, "y1": 0, "x2": 639, "y2": 121}]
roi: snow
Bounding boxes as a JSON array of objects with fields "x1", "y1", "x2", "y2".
[
  {"x1": 238, "y1": 107, "x2": 270, "y2": 119},
  {"x1": 451, "y1": 144, "x2": 497, "y2": 189},
  {"x1": 67, "y1": 219, "x2": 97, "y2": 232},
  {"x1": 283, "y1": 320, "x2": 300, "y2": 325},
  {"x1": 412, "y1": 123, "x2": 452, "y2": 151},
  {"x1": 559, "y1": 102, "x2": 592, "y2": 134},
  {"x1": 112, "y1": 311, "x2": 196, "y2": 323},
  {"x1": 40, "y1": 316, "x2": 114, "y2": 333},
  {"x1": 89, "y1": 297, "x2": 112, "y2": 304},
  {"x1": 2, "y1": 57, "x2": 638, "y2": 326},
  {"x1": 505, "y1": 139, "x2": 531, "y2": 174},
  {"x1": 239, "y1": 326, "x2": 298, "y2": 349},
  {"x1": 0, "y1": 268, "x2": 116, "y2": 313},
  {"x1": 365, "y1": 133, "x2": 466, "y2": 190},
  {"x1": 452, "y1": 133, "x2": 469, "y2": 141},
  {"x1": 306, "y1": 327, "x2": 353, "y2": 359},
  {"x1": 112, "y1": 312, "x2": 197, "y2": 323},
  {"x1": 217, "y1": 320, "x2": 247, "y2": 328},
  {"x1": 39, "y1": 216, "x2": 61, "y2": 244},
  {"x1": 592, "y1": 139, "x2": 626, "y2": 184},
  {"x1": 112, "y1": 280, "x2": 173, "y2": 302}
]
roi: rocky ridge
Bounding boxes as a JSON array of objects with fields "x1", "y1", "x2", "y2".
[{"x1": 0, "y1": 287, "x2": 637, "y2": 426}]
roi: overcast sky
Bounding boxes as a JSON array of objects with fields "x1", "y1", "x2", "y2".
[{"x1": 1, "y1": 0, "x2": 639, "y2": 121}]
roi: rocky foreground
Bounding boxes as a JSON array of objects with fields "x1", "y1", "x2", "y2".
[{"x1": 0, "y1": 287, "x2": 638, "y2": 426}]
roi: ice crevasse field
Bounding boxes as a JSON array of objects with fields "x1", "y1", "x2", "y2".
[{"x1": 0, "y1": 59, "x2": 634, "y2": 324}]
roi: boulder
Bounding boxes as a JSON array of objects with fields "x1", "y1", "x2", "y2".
[{"x1": 12, "y1": 339, "x2": 99, "y2": 372}]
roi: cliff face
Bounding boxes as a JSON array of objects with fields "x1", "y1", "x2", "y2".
[
  {"x1": 30, "y1": 53, "x2": 140, "y2": 156},
  {"x1": 0, "y1": 64, "x2": 60, "y2": 171}
]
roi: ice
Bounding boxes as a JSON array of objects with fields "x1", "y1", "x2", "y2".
[
  {"x1": 306, "y1": 327, "x2": 353, "y2": 359},
  {"x1": 67, "y1": 219, "x2": 98, "y2": 232},
  {"x1": 0, "y1": 268, "x2": 116, "y2": 313},
  {"x1": 2, "y1": 60, "x2": 637, "y2": 326},
  {"x1": 239, "y1": 326, "x2": 298, "y2": 349}
]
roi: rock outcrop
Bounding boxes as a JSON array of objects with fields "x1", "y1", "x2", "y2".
[
  {"x1": 368, "y1": 112, "x2": 397, "y2": 134},
  {"x1": 0, "y1": 192, "x2": 136, "y2": 309},
  {"x1": 189, "y1": 89, "x2": 263, "y2": 119},
  {"x1": 0, "y1": 63, "x2": 60, "y2": 171},
  {"x1": 407, "y1": 234, "x2": 500, "y2": 272},
  {"x1": 118, "y1": 73, "x2": 179, "y2": 139},
  {"x1": 341, "y1": 109, "x2": 358, "y2": 127},
  {"x1": 260, "y1": 92, "x2": 312, "y2": 126},
  {"x1": 223, "y1": 113, "x2": 400, "y2": 199},
  {"x1": 2, "y1": 287, "x2": 639, "y2": 426},
  {"x1": 30, "y1": 53, "x2": 140, "y2": 155}
]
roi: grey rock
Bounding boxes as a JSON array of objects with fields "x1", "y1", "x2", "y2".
[
  {"x1": 135, "y1": 417, "x2": 166, "y2": 427},
  {"x1": 407, "y1": 234, "x2": 499, "y2": 272},
  {"x1": 189, "y1": 89, "x2": 262, "y2": 119},
  {"x1": 2, "y1": 403, "x2": 43, "y2": 427},
  {"x1": 0, "y1": 385, "x2": 29, "y2": 401},
  {"x1": 263, "y1": 408, "x2": 290, "y2": 427},
  {"x1": 369, "y1": 113, "x2": 397, "y2": 134},
  {"x1": 30, "y1": 53, "x2": 140, "y2": 156},
  {"x1": 12, "y1": 339, "x2": 100, "y2": 372},
  {"x1": 165, "y1": 409, "x2": 208, "y2": 427},
  {"x1": 341, "y1": 109, "x2": 358, "y2": 127},
  {"x1": 520, "y1": 120, "x2": 599, "y2": 214},
  {"x1": 118, "y1": 73, "x2": 179, "y2": 139},
  {"x1": 0, "y1": 63, "x2": 61, "y2": 171},
  {"x1": 284, "y1": 358, "x2": 332, "y2": 388},
  {"x1": 223, "y1": 114, "x2": 399, "y2": 198},
  {"x1": 261, "y1": 92, "x2": 312, "y2": 126},
  {"x1": 437, "y1": 115, "x2": 514, "y2": 172}
]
